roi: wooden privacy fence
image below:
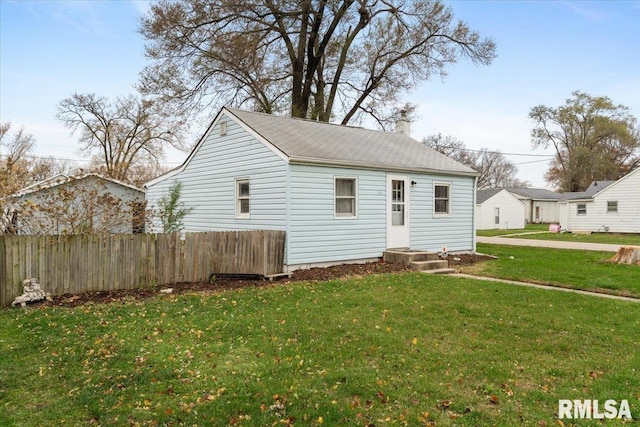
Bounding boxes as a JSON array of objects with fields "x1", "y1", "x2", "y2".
[{"x1": 0, "y1": 230, "x2": 285, "y2": 307}]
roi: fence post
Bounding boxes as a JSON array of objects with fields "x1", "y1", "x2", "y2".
[{"x1": 0, "y1": 236, "x2": 5, "y2": 307}]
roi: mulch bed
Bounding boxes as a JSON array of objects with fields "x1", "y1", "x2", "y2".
[{"x1": 43, "y1": 253, "x2": 494, "y2": 308}]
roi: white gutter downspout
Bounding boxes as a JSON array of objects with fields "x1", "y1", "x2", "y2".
[{"x1": 472, "y1": 176, "x2": 478, "y2": 253}]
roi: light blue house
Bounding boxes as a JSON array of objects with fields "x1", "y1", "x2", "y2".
[{"x1": 145, "y1": 107, "x2": 478, "y2": 271}]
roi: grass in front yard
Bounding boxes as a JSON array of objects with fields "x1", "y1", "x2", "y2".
[
  {"x1": 1, "y1": 273, "x2": 639, "y2": 426},
  {"x1": 471, "y1": 243, "x2": 640, "y2": 297},
  {"x1": 476, "y1": 223, "x2": 549, "y2": 237},
  {"x1": 505, "y1": 231, "x2": 640, "y2": 246}
]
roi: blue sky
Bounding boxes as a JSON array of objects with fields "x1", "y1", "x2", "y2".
[{"x1": 1, "y1": 0, "x2": 639, "y2": 187}]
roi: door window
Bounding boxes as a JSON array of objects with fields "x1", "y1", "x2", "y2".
[{"x1": 391, "y1": 179, "x2": 405, "y2": 226}]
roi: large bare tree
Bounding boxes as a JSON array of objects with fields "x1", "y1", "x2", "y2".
[
  {"x1": 530, "y1": 91, "x2": 640, "y2": 192},
  {"x1": 0, "y1": 122, "x2": 35, "y2": 198},
  {"x1": 139, "y1": 0, "x2": 496, "y2": 126},
  {"x1": 57, "y1": 93, "x2": 184, "y2": 183}
]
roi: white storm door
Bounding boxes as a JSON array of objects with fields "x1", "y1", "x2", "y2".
[{"x1": 387, "y1": 175, "x2": 410, "y2": 248}]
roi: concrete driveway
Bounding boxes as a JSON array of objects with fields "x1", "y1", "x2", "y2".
[{"x1": 477, "y1": 236, "x2": 622, "y2": 252}]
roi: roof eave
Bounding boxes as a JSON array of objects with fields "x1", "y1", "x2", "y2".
[
  {"x1": 8, "y1": 173, "x2": 143, "y2": 198},
  {"x1": 561, "y1": 198, "x2": 593, "y2": 202},
  {"x1": 289, "y1": 157, "x2": 479, "y2": 177}
]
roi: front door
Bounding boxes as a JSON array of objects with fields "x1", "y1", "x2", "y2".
[{"x1": 387, "y1": 175, "x2": 410, "y2": 248}]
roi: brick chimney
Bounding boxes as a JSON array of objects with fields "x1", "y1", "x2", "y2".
[{"x1": 395, "y1": 110, "x2": 410, "y2": 136}]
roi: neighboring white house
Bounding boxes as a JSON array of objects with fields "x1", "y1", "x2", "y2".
[
  {"x1": 475, "y1": 188, "x2": 525, "y2": 230},
  {"x1": 145, "y1": 107, "x2": 478, "y2": 271},
  {"x1": 559, "y1": 172, "x2": 639, "y2": 233},
  {"x1": 504, "y1": 187, "x2": 562, "y2": 224},
  {"x1": 2, "y1": 173, "x2": 145, "y2": 235}
]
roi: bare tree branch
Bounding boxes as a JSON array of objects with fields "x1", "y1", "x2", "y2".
[
  {"x1": 139, "y1": 0, "x2": 496, "y2": 125},
  {"x1": 57, "y1": 93, "x2": 185, "y2": 183}
]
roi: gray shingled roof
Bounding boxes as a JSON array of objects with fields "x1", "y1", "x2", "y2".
[
  {"x1": 557, "y1": 180, "x2": 616, "y2": 201},
  {"x1": 226, "y1": 108, "x2": 477, "y2": 176},
  {"x1": 476, "y1": 188, "x2": 503, "y2": 204},
  {"x1": 504, "y1": 187, "x2": 561, "y2": 200},
  {"x1": 585, "y1": 180, "x2": 615, "y2": 195}
]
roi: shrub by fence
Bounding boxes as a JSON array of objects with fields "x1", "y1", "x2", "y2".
[{"x1": 0, "y1": 230, "x2": 285, "y2": 307}]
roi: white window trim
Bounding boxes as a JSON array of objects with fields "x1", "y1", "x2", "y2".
[
  {"x1": 607, "y1": 201, "x2": 618, "y2": 213},
  {"x1": 235, "y1": 178, "x2": 250, "y2": 219},
  {"x1": 433, "y1": 182, "x2": 452, "y2": 217},
  {"x1": 577, "y1": 203, "x2": 587, "y2": 216},
  {"x1": 334, "y1": 176, "x2": 358, "y2": 219}
]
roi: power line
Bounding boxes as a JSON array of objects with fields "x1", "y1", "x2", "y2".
[
  {"x1": 461, "y1": 147, "x2": 554, "y2": 158},
  {"x1": 513, "y1": 158, "x2": 553, "y2": 165}
]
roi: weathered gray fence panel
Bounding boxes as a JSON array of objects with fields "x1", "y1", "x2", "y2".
[{"x1": 0, "y1": 230, "x2": 285, "y2": 307}]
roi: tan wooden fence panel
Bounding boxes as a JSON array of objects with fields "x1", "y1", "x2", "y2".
[{"x1": 0, "y1": 230, "x2": 285, "y2": 307}]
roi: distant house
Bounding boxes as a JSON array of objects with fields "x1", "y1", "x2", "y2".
[
  {"x1": 559, "y1": 172, "x2": 638, "y2": 233},
  {"x1": 2, "y1": 173, "x2": 145, "y2": 235},
  {"x1": 145, "y1": 107, "x2": 478, "y2": 271},
  {"x1": 504, "y1": 187, "x2": 562, "y2": 224},
  {"x1": 475, "y1": 188, "x2": 525, "y2": 230}
]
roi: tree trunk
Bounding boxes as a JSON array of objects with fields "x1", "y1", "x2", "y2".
[{"x1": 610, "y1": 246, "x2": 640, "y2": 265}]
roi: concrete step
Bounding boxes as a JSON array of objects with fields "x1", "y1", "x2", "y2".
[
  {"x1": 383, "y1": 249, "x2": 440, "y2": 264},
  {"x1": 384, "y1": 249, "x2": 457, "y2": 275},
  {"x1": 409, "y1": 260, "x2": 449, "y2": 271}
]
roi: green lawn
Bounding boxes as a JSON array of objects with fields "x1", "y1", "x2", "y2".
[
  {"x1": 476, "y1": 224, "x2": 548, "y2": 237},
  {"x1": 1, "y1": 273, "x2": 639, "y2": 426},
  {"x1": 504, "y1": 232, "x2": 640, "y2": 246},
  {"x1": 471, "y1": 243, "x2": 640, "y2": 298},
  {"x1": 477, "y1": 224, "x2": 640, "y2": 245}
]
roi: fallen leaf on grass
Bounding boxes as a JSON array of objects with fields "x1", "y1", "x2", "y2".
[{"x1": 438, "y1": 400, "x2": 451, "y2": 410}]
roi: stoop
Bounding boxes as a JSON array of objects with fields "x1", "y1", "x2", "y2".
[{"x1": 383, "y1": 249, "x2": 457, "y2": 274}]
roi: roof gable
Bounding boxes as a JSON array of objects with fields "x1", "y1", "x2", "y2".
[
  {"x1": 477, "y1": 188, "x2": 525, "y2": 205},
  {"x1": 9, "y1": 173, "x2": 143, "y2": 199},
  {"x1": 592, "y1": 168, "x2": 640, "y2": 199},
  {"x1": 147, "y1": 107, "x2": 478, "y2": 187}
]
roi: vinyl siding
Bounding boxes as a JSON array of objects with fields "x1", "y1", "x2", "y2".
[
  {"x1": 564, "y1": 169, "x2": 640, "y2": 233},
  {"x1": 146, "y1": 114, "x2": 288, "y2": 234},
  {"x1": 287, "y1": 167, "x2": 475, "y2": 266},
  {"x1": 410, "y1": 174, "x2": 475, "y2": 252},
  {"x1": 476, "y1": 190, "x2": 525, "y2": 230},
  {"x1": 287, "y1": 165, "x2": 386, "y2": 265}
]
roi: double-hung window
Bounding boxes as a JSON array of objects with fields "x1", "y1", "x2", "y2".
[
  {"x1": 607, "y1": 201, "x2": 618, "y2": 213},
  {"x1": 434, "y1": 183, "x2": 451, "y2": 215},
  {"x1": 577, "y1": 204, "x2": 587, "y2": 216},
  {"x1": 335, "y1": 177, "x2": 357, "y2": 218},
  {"x1": 236, "y1": 178, "x2": 250, "y2": 218}
]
